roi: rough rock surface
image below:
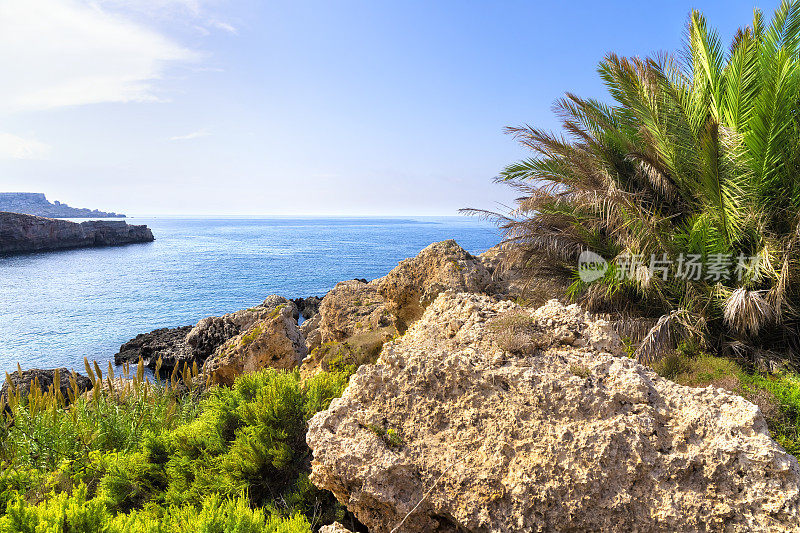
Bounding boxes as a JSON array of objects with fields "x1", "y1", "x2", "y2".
[
  {"x1": 1, "y1": 368, "x2": 92, "y2": 401},
  {"x1": 377, "y1": 240, "x2": 493, "y2": 329},
  {"x1": 0, "y1": 212, "x2": 152, "y2": 254},
  {"x1": 116, "y1": 296, "x2": 300, "y2": 373},
  {"x1": 203, "y1": 301, "x2": 307, "y2": 385},
  {"x1": 316, "y1": 280, "x2": 391, "y2": 344},
  {"x1": 318, "y1": 523, "x2": 353, "y2": 533},
  {"x1": 293, "y1": 296, "x2": 323, "y2": 320},
  {"x1": 308, "y1": 292, "x2": 800, "y2": 532},
  {"x1": 115, "y1": 326, "x2": 193, "y2": 369}
]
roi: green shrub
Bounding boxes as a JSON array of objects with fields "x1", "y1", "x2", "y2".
[
  {"x1": 0, "y1": 488, "x2": 311, "y2": 533},
  {"x1": 0, "y1": 368, "x2": 351, "y2": 530}
]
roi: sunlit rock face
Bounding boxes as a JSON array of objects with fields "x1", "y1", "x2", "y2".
[{"x1": 308, "y1": 292, "x2": 800, "y2": 533}]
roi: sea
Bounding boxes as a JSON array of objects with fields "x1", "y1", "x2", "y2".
[{"x1": 0, "y1": 216, "x2": 499, "y2": 375}]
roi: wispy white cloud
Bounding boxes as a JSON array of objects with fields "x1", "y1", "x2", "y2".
[
  {"x1": 0, "y1": 0, "x2": 198, "y2": 113},
  {"x1": 208, "y1": 20, "x2": 237, "y2": 33},
  {"x1": 0, "y1": 133, "x2": 51, "y2": 160},
  {"x1": 168, "y1": 128, "x2": 211, "y2": 141},
  {"x1": 98, "y1": 0, "x2": 236, "y2": 34}
]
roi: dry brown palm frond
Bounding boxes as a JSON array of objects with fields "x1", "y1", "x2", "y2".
[
  {"x1": 723, "y1": 288, "x2": 773, "y2": 336},
  {"x1": 610, "y1": 316, "x2": 660, "y2": 346},
  {"x1": 625, "y1": 153, "x2": 681, "y2": 203},
  {"x1": 634, "y1": 308, "x2": 705, "y2": 364},
  {"x1": 768, "y1": 216, "x2": 800, "y2": 321}
]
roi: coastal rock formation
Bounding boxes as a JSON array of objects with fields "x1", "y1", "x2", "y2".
[
  {"x1": 115, "y1": 326, "x2": 193, "y2": 369},
  {"x1": 116, "y1": 296, "x2": 305, "y2": 382},
  {"x1": 293, "y1": 296, "x2": 323, "y2": 320},
  {"x1": 0, "y1": 192, "x2": 123, "y2": 218},
  {"x1": 316, "y1": 280, "x2": 391, "y2": 344},
  {"x1": 298, "y1": 279, "x2": 396, "y2": 377},
  {"x1": 307, "y1": 292, "x2": 800, "y2": 532},
  {"x1": 203, "y1": 302, "x2": 307, "y2": 385},
  {"x1": 1, "y1": 368, "x2": 92, "y2": 402},
  {"x1": 187, "y1": 296, "x2": 296, "y2": 360},
  {"x1": 377, "y1": 240, "x2": 493, "y2": 329},
  {"x1": 0, "y1": 212, "x2": 153, "y2": 254},
  {"x1": 118, "y1": 240, "x2": 514, "y2": 380}
]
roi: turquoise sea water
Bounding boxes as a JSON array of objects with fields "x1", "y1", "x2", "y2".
[{"x1": 0, "y1": 216, "x2": 499, "y2": 374}]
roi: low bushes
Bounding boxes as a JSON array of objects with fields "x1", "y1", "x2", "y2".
[{"x1": 0, "y1": 367, "x2": 351, "y2": 532}]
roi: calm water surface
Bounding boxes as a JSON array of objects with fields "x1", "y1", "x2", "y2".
[{"x1": 0, "y1": 217, "x2": 498, "y2": 374}]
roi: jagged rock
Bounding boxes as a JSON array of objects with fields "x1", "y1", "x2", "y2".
[
  {"x1": 293, "y1": 296, "x2": 323, "y2": 320},
  {"x1": 377, "y1": 240, "x2": 493, "y2": 329},
  {"x1": 319, "y1": 524, "x2": 353, "y2": 533},
  {"x1": 316, "y1": 280, "x2": 393, "y2": 344},
  {"x1": 299, "y1": 327, "x2": 396, "y2": 379},
  {"x1": 187, "y1": 298, "x2": 294, "y2": 362},
  {"x1": 1, "y1": 368, "x2": 92, "y2": 402},
  {"x1": 300, "y1": 314, "x2": 322, "y2": 352},
  {"x1": 203, "y1": 302, "x2": 306, "y2": 385},
  {"x1": 116, "y1": 296, "x2": 299, "y2": 373},
  {"x1": 0, "y1": 212, "x2": 153, "y2": 255},
  {"x1": 308, "y1": 292, "x2": 800, "y2": 533},
  {"x1": 115, "y1": 326, "x2": 193, "y2": 369}
]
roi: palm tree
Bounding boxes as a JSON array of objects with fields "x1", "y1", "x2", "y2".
[{"x1": 475, "y1": 1, "x2": 800, "y2": 367}]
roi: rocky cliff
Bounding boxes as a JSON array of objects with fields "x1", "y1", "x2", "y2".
[
  {"x1": 0, "y1": 192, "x2": 124, "y2": 218},
  {"x1": 0, "y1": 212, "x2": 153, "y2": 254}
]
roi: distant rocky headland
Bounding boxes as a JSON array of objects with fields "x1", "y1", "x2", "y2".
[
  {"x1": 0, "y1": 212, "x2": 154, "y2": 255},
  {"x1": 0, "y1": 192, "x2": 124, "y2": 218}
]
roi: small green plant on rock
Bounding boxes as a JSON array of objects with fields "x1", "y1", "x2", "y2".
[
  {"x1": 366, "y1": 424, "x2": 404, "y2": 449},
  {"x1": 569, "y1": 364, "x2": 591, "y2": 379}
]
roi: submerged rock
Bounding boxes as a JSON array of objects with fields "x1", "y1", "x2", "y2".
[
  {"x1": 0, "y1": 212, "x2": 153, "y2": 254},
  {"x1": 307, "y1": 292, "x2": 800, "y2": 532},
  {"x1": 1, "y1": 368, "x2": 92, "y2": 402}
]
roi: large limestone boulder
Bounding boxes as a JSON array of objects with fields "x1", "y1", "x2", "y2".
[
  {"x1": 203, "y1": 301, "x2": 307, "y2": 385},
  {"x1": 299, "y1": 279, "x2": 396, "y2": 377},
  {"x1": 316, "y1": 280, "x2": 391, "y2": 345},
  {"x1": 308, "y1": 292, "x2": 800, "y2": 532},
  {"x1": 187, "y1": 295, "x2": 295, "y2": 361},
  {"x1": 377, "y1": 240, "x2": 493, "y2": 329}
]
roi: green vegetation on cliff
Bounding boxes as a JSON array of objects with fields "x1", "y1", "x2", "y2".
[{"x1": 0, "y1": 368, "x2": 350, "y2": 532}]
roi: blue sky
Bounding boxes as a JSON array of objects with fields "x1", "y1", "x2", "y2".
[{"x1": 0, "y1": 0, "x2": 783, "y2": 216}]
